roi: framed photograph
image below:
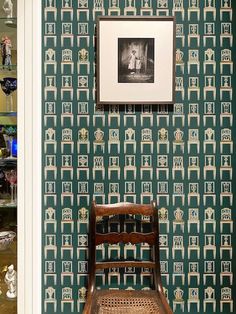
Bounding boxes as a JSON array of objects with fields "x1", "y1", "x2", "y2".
[{"x1": 97, "y1": 16, "x2": 176, "y2": 105}]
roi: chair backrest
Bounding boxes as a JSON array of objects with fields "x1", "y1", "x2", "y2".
[{"x1": 88, "y1": 201, "x2": 163, "y2": 292}]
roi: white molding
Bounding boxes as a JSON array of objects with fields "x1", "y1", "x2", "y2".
[{"x1": 18, "y1": 0, "x2": 42, "y2": 313}]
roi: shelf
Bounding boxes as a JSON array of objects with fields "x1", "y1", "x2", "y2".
[
  {"x1": 0, "y1": 17, "x2": 17, "y2": 21},
  {"x1": 0, "y1": 158, "x2": 17, "y2": 168},
  {"x1": 0, "y1": 65, "x2": 17, "y2": 75},
  {"x1": 0, "y1": 116, "x2": 16, "y2": 125},
  {"x1": 0, "y1": 112, "x2": 17, "y2": 116},
  {"x1": 0, "y1": 17, "x2": 17, "y2": 28},
  {"x1": 0, "y1": 202, "x2": 16, "y2": 208}
]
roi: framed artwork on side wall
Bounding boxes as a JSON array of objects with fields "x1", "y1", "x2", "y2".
[{"x1": 97, "y1": 16, "x2": 176, "y2": 105}]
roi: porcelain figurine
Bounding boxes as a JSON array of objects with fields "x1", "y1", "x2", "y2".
[
  {"x1": 2, "y1": 0, "x2": 13, "y2": 19},
  {"x1": 4, "y1": 264, "x2": 17, "y2": 298}
]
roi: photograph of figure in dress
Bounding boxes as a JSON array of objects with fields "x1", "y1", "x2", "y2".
[{"x1": 118, "y1": 38, "x2": 155, "y2": 83}]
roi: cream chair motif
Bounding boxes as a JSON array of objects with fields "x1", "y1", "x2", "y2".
[
  {"x1": 220, "y1": 128, "x2": 233, "y2": 153},
  {"x1": 173, "y1": 207, "x2": 184, "y2": 232},
  {"x1": 140, "y1": 0, "x2": 153, "y2": 15},
  {"x1": 203, "y1": 181, "x2": 216, "y2": 206},
  {"x1": 220, "y1": 49, "x2": 233, "y2": 73},
  {"x1": 188, "y1": 24, "x2": 200, "y2": 46},
  {"x1": 220, "y1": 0, "x2": 232, "y2": 20},
  {"x1": 158, "y1": 207, "x2": 169, "y2": 232},
  {"x1": 93, "y1": 156, "x2": 105, "y2": 180},
  {"x1": 61, "y1": 261, "x2": 73, "y2": 285},
  {"x1": 77, "y1": 128, "x2": 89, "y2": 153},
  {"x1": 220, "y1": 22, "x2": 233, "y2": 46},
  {"x1": 220, "y1": 261, "x2": 233, "y2": 285},
  {"x1": 188, "y1": 288, "x2": 200, "y2": 312},
  {"x1": 220, "y1": 102, "x2": 232, "y2": 126},
  {"x1": 188, "y1": 0, "x2": 200, "y2": 20},
  {"x1": 124, "y1": 0, "x2": 137, "y2": 15},
  {"x1": 173, "y1": 287, "x2": 184, "y2": 312},
  {"x1": 187, "y1": 208, "x2": 199, "y2": 233},
  {"x1": 204, "y1": 0, "x2": 216, "y2": 20},
  {"x1": 108, "y1": 129, "x2": 120, "y2": 154},
  {"x1": 220, "y1": 287, "x2": 233, "y2": 312},
  {"x1": 44, "y1": 76, "x2": 57, "y2": 100},
  {"x1": 141, "y1": 128, "x2": 153, "y2": 153},
  {"x1": 176, "y1": 49, "x2": 184, "y2": 74},
  {"x1": 108, "y1": 0, "x2": 121, "y2": 16},
  {"x1": 61, "y1": 0, "x2": 73, "y2": 20},
  {"x1": 188, "y1": 156, "x2": 200, "y2": 179},
  {"x1": 188, "y1": 262, "x2": 200, "y2": 285},
  {"x1": 173, "y1": 128, "x2": 184, "y2": 153},
  {"x1": 204, "y1": 235, "x2": 216, "y2": 259},
  {"x1": 203, "y1": 261, "x2": 216, "y2": 285},
  {"x1": 44, "y1": 48, "x2": 57, "y2": 73},
  {"x1": 204, "y1": 128, "x2": 216, "y2": 153},
  {"x1": 173, "y1": 262, "x2": 185, "y2": 285},
  {"x1": 204, "y1": 207, "x2": 216, "y2": 232},
  {"x1": 204, "y1": 155, "x2": 216, "y2": 179},
  {"x1": 124, "y1": 128, "x2": 136, "y2": 153},
  {"x1": 61, "y1": 23, "x2": 74, "y2": 46},
  {"x1": 157, "y1": 128, "x2": 169, "y2": 153},
  {"x1": 61, "y1": 207, "x2": 74, "y2": 232},
  {"x1": 171, "y1": 156, "x2": 185, "y2": 180},
  {"x1": 61, "y1": 128, "x2": 74, "y2": 153},
  {"x1": 188, "y1": 235, "x2": 200, "y2": 259},
  {"x1": 44, "y1": 207, "x2": 57, "y2": 232},
  {"x1": 172, "y1": 236, "x2": 184, "y2": 259},
  {"x1": 204, "y1": 48, "x2": 216, "y2": 74},
  {"x1": 173, "y1": 103, "x2": 184, "y2": 126},
  {"x1": 44, "y1": 0, "x2": 57, "y2": 20},
  {"x1": 203, "y1": 287, "x2": 216, "y2": 312},
  {"x1": 188, "y1": 50, "x2": 199, "y2": 74},
  {"x1": 204, "y1": 23, "x2": 216, "y2": 47},
  {"x1": 220, "y1": 234, "x2": 232, "y2": 259},
  {"x1": 220, "y1": 208, "x2": 233, "y2": 232},
  {"x1": 61, "y1": 49, "x2": 74, "y2": 74},
  {"x1": 61, "y1": 287, "x2": 74, "y2": 312},
  {"x1": 188, "y1": 77, "x2": 200, "y2": 100},
  {"x1": 172, "y1": 0, "x2": 184, "y2": 20},
  {"x1": 44, "y1": 287, "x2": 57, "y2": 312},
  {"x1": 156, "y1": 0, "x2": 169, "y2": 16},
  {"x1": 220, "y1": 76, "x2": 232, "y2": 100}
]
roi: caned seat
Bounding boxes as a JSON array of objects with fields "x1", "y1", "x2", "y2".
[
  {"x1": 92, "y1": 290, "x2": 166, "y2": 313},
  {"x1": 83, "y1": 201, "x2": 173, "y2": 314}
]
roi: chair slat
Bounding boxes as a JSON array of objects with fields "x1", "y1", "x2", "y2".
[
  {"x1": 94, "y1": 202, "x2": 154, "y2": 216},
  {"x1": 95, "y1": 261, "x2": 155, "y2": 270},
  {"x1": 95, "y1": 232, "x2": 156, "y2": 245}
]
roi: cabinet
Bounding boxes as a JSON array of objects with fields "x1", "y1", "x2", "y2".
[{"x1": 0, "y1": 3, "x2": 17, "y2": 313}]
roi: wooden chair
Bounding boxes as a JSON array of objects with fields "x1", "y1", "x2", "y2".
[{"x1": 83, "y1": 201, "x2": 173, "y2": 314}]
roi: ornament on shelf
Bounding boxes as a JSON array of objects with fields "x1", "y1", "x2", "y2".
[
  {"x1": 0, "y1": 36, "x2": 12, "y2": 71},
  {"x1": 0, "y1": 77, "x2": 17, "y2": 112},
  {"x1": 4, "y1": 264, "x2": 17, "y2": 299},
  {"x1": 2, "y1": 0, "x2": 13, "y2": 19}
]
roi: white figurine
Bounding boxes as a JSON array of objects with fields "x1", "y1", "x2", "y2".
[
  {"x1": 2, "y1": 0, "x2": 13, "y2": 19},
  {"x1": 4, "y1": 264, "x2": 17, "y2": 299}
]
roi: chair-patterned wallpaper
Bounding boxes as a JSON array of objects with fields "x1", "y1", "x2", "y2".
[{"x1": 42, "y1": 0, "x2": 235, "y2": 313}]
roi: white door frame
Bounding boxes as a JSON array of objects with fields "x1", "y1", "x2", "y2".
[{"x1": 18, "y1": 0, "x2": 42, "y2": 313}]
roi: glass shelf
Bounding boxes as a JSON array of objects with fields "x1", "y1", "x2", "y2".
[
  {"x1": 0, "y1": 65, "x2": 17, "y2": 74},
  {"x1": 0, "y1": 17, "x2": 17, "y2": 28},
  {"x1": 0, "y1": 202, "x2": 17, "y2": 208},
  {"x1": 0, "y1": 17, "x2": 17, "y2": 21},
  {"x1": 0, "y1": 112, "x2": 17, "y2": 116},
  {"x1": 0, "y1": 116, "x2": 17, "y2": 125}
]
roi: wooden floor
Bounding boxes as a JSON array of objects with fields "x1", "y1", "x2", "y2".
[{"x1": 0, "y1": 240, "x2": 17, "y2": 314}]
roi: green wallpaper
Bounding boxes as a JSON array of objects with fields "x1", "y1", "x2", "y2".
[{"x1": 42, "y1": 0, "x2": 235, "y2": 313}]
